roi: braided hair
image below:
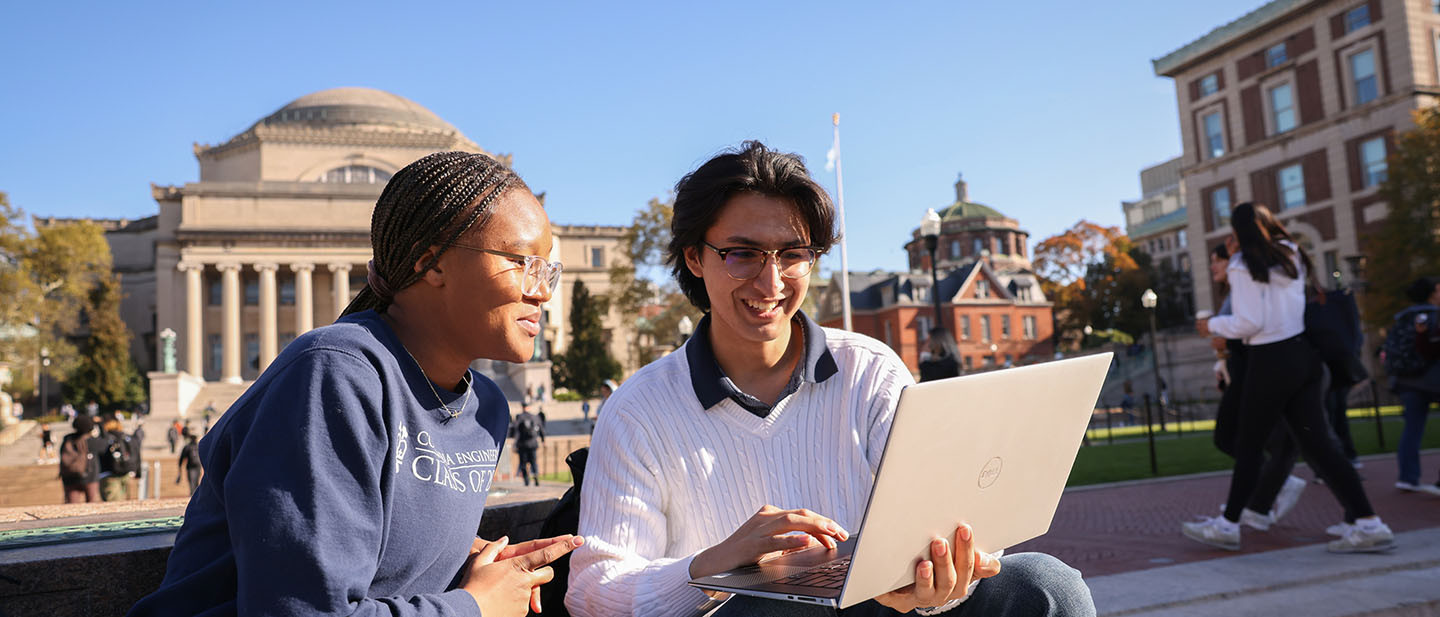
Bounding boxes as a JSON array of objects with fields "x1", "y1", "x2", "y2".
[{"x1": 342, "y1": 151, "x2": 530, "y2": 317}]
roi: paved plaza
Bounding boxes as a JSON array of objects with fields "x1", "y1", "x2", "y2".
[{"x1": 2, "y1": 410, "x2": 1437, "y2": 615}]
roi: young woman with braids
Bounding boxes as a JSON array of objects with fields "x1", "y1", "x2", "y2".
[
  {"x1": 1182, "y1": 202, "x2": 1392, "y2": 554},
  {"x1": 130, "y1": 151, "x2": 581, "y2": 617}
]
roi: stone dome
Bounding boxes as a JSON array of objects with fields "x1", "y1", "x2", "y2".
[{"x1": 255, "y1": 87, "x2": 459, "y2": 134}]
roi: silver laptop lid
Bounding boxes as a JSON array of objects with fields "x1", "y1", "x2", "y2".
[{"x1": 838, "y1": 353, "x2": 1111, "y2": 608}]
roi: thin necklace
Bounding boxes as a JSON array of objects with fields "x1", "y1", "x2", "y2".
[{"x1": 402, "y1": 346, "x2": 472, "y2": 419}]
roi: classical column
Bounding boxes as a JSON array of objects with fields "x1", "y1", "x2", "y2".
[
  {"x1": 329, "y1": 263, "x2": 352, "y2": 318},
  {"x1": 292, "y1": 263, "x2": 315, "y2": 335},
  {"x1": 218, "y1": 262, "x2": 243, "y2": 384},
  {"x1": 178, "y1": 262, "x2": 204, "y2": 376},
  {"x1": 255, "y1": 263, "x2": 278, "y2": 371}
]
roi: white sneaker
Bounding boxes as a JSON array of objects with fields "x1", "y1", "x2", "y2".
[
  {"x1": 1396, "y1": 481, "x2": 1440, "y2": 496},
  {"x1": 1325, "y1": 522, "x2": 1352, "y2": 537},
  {"x1": 1327, "y1": 521, "x2": 1396, "y2": 553},
  {"x1": 1271, "y1": 475, "x2": 1307, "y2": 522},
  {"x1": 1240, "y1": 508, "x2": 1274, "y2": 531},
  {"x1": 1182, "y1": 516, "x2": 1241, "y2": 551}
]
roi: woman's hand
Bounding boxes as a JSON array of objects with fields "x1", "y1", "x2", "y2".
[
  {"x1": 689, "y1": 505, "x2": 848, "y2": 579},
  {"x1": 461, "y1": 534, "x2": 583, "y2": 616},
  {"x1": 1196, "y1": 318, "x2": 1211, "y2": 337},
  {"x1": 873, "y1": 523, "x2": 1002, "y2": 613}
]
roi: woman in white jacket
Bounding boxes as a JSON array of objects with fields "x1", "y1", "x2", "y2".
[{"x1": 1182, "y1": 203, "x2": 1392, "y2": 554}]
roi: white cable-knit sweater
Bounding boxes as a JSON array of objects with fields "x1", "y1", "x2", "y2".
[{"x1": 566, "y1": 328, "x2": 914, "y2": 617}]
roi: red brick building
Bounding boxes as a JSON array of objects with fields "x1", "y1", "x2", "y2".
[{"x1": 817, "y1": 177, "x2": 1055, "y2": 374}]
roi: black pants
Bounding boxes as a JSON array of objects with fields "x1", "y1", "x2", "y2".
[
  {"x1": 1213, "y1": 346, "x2": 1298, "y2": 513},
  {"x1": 1325, "y1": 382, "x2": 1358, "y2": 461},
  {"x1": 1223, "y1": 336, "x2": 1375, "y2": 524},
  {"x1": 517, "y1": 446, "x2": 539, "y2": 486}
]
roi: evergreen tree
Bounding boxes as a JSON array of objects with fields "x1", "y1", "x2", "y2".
[
  {"x1": 552, "y1": 280, "x2": 621, "y2": 397},
  {"x1": 62, "y1": 275, "x2": 145, "y2": 412},
  {"x1": 1362, "y1": 107, "x2": 1440, "y2": 328}
]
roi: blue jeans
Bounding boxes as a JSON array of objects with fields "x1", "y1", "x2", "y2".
[
  {"x1": 710, "y1": 552, "x2": 1094, "y2": 617},
  {"x1": 1397, "y1": 389, "x2": 1439, "y2": 485}
]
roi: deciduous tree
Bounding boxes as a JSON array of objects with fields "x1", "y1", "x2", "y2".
[{"x1": 1362, "y1": 107, "x2": 1440, "y2": 328}]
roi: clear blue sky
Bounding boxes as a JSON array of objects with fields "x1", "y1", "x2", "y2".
[{"x1": 0, "y1": 1, "x2": 1263, "y2": 275}]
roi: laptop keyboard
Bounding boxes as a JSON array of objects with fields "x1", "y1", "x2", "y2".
[{"x1": 772, "y1": 556, "x2": 852, "y2": 590}]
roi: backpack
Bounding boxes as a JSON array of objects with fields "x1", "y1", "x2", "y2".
[
  {"x1": 1384, "y1": 308, "x2": 1434, "y2": 377},
  {"x1": 104, "y1": 433, "x2": 136, "y2": 476},
  {"x1": 59, "y1": 435, "x2": 89, "y2": 481},
  {"x1": 513, "y1": 414, "x2": 541, "y2": 447},
  {"x1": 537, "y1": 447, "x2": 588, "y2": 617}
]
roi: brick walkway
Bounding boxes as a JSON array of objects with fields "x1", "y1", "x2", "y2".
[{"x1": 1013, "y1": 450, "x2": 1440, "y2": 577}]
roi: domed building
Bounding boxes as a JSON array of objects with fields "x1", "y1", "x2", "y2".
[
  {"x1": 817, "y1": 175, "x2": 1053, "y2": 374},
  {"x1": 90, "y1": 88, "x2": 630, "y2": 417}
]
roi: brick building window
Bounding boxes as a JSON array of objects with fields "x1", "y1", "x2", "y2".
[
  {"x1": 1349, "y1": 49, "x2": 1378, "y2": 105},
  {"x1": 1269, "y1": 83, "x2": 1296, "y2": 134},
  {"x1": 950, "y1": 239, "x2": 961, "y2": 258},
  {"x1": 963, "y1": 356, "x2": 973, "y2": 370},
  {"x1": 981, "y1": 315, "x2": 992, "y2": 343},
  {"x1": 1023, "y1": 315, "x2": 1037, "y2": 340},
  {"x1": 1278, "y1": 164, "x2": 1305, "y2": 210},
  {"x1": 1265, "y1": 42, "x2": 1288, "y2": 68},
  {"x1": 917, "y1": 315, "x2": 931, "y2": 340},
  {"x1": 1211, "y1": 186, "x2": 1232, "y2": 228},
  {"x1": 973, "y1": 238, "x2": 983, "y2": 255},
  {"x1": 1343, "y1": 5, "x2": 1370, "y2": 33},
  {"x1": 1199, "y1": 74, "x2": 1219, "y2": 97},
  {"x1": 961, "y1": 315, "x2": 971, "y2": 339},
  {"x1": 1203, "y1": 111, "x2": 1226, "y2": 159},
  {"x1": 1001, "y1": 315, "x2": 1012, "y2": 339},
  {"x1": 1360, "y1": 137, "x2": 1387, "y2": 188},
  {"x1": 975, "y1": 280, "x2": 989, "y2": 298}
]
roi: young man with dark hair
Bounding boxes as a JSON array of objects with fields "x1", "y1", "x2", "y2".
[
  {"x1": 568, "y1": 142, "x2": 1093, "y2": 617},
  {"x1": 1392, "y1": 276, "x2": 1440, "y2": 496}
]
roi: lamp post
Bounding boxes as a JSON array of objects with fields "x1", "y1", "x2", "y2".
[
  {"x1": 920, "y1": 209, "x2": 944, "y2": 331},
  {"x1": 1141, "y1": 289, "x2": 1167, "y2": 431},
  {"x1": 677, "y1": 315, "x2": 694, "y2": 346},
  {"x1": 39, "y1": 346, "x2": 51, "y2": 417}
]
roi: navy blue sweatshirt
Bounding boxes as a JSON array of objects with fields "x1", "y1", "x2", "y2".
[{"x1": 129, "y1": 311, "x2": 507, "y2": 617}]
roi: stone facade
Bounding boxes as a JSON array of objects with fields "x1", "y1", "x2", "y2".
[{"x1": 73, "y1": 88, "x2": 636, "y2": 414}]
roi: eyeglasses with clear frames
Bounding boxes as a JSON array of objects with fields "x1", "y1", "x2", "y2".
[
  {"x1": 448, "y1": 243, "x2": 563, "y2": 297},
  {"x1": 703, "y1": 242, "x2": 819, "y2": 280}
]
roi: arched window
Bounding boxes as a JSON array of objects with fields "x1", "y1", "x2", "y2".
[{"x1": 317, "y1": 165, "x2": 393, "y2": 184}]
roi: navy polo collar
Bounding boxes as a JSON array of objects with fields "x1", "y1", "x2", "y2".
[{"x1": 685, "y1": 310, "x2": 840, "y2": 411}]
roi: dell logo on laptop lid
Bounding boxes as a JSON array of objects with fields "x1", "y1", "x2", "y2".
[{"x1": 978, "y1": 457, "x2": 1003, "y2": 489}]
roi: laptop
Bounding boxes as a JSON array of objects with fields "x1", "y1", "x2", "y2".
[{"x1": 689, "y1": 353, "x2": 1112, "y2": 609}]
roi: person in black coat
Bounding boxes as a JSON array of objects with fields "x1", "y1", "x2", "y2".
[{"x1": 918, "y1": 327, "x2": 962, "y2": 382}]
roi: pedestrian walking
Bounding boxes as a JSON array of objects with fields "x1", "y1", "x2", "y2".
[
  {"x1": 58, "y1": 416, "x2": 101, "y2": 503},
  {"x1": 167, "y1": 421, "x2": 179, "y2": 454},
  {"x1": 1385, "y1": 276, "x2": 1440, "y2": 496},
  {"x1": 38, "y1": 423, "x2": 56, "y2": 463},
  {"x1": 1206, "y1": 241, "x2": 1307, "y2": 531},
  {"x1": 98, "y1": 416, "x2": 136, "y2": 501},
  {"x1": 918, "y1": 328, "x2": 962, "y2": 382},
  {"x1": 510, "y1": 408, "x2": 545, "y2": 486},
  {"x1": 176, "y1": 435, "x2": 202, "y2": 496},
  {"x1": 1185, "y1": 203, "x2": 1392, "y2": 553}
]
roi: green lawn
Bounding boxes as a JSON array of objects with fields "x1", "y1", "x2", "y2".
[{"x1": 1067, "y1": 412, "x2": 1440, "y2": 487}]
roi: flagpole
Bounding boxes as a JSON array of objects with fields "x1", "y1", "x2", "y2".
[{"x1": 832, "y1": 113, "x2": 853, "y2": 331}]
